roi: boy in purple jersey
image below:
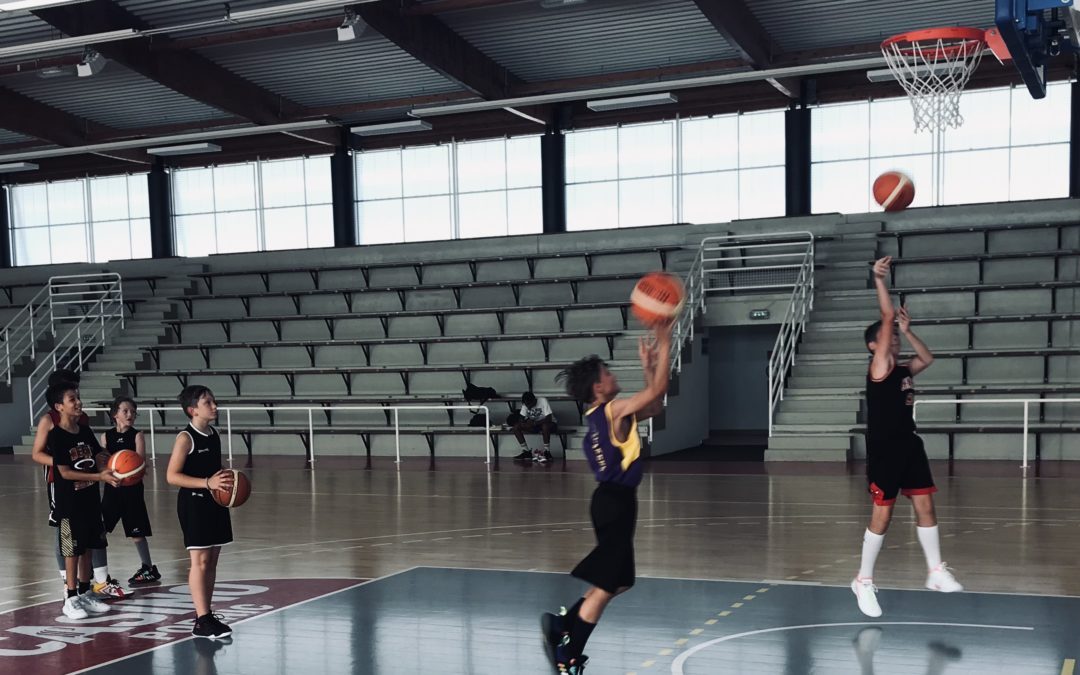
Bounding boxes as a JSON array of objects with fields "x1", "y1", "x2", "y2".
[{"x1": 540, "y1": 321, "x2": 672, "y2": 674}]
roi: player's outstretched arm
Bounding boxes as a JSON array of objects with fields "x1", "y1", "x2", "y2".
[
  {"x1": 870, "y1": 257, "x2": 896, "y2": 381},
  {"x1": 898, "y1": 306, "x2": 934, "y2": 375},
  {"x1": 610, "y1": 321, "x2": 672, "y2": 422}
]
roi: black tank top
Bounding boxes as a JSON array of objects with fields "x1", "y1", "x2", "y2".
[
  {"x1": 866, "y1": 363, "x2": 916, "y2": 438},
  {"x1": 180, "y1": 424, "x2": 221, "y2": 479},
  {"x1": 105, "y1": 427, "x2": 139, "y2": 455}
]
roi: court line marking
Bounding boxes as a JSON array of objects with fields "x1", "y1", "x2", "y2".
[
  {"x1": 670, "y1": 621, "x2": 1035, "y2": 674},
  {"x1": 68, "y1": 568, "x2": 417, "y2": 675},
  {"x1": 1062, "y1": 658, "x2": 1076, "y2": 675}
]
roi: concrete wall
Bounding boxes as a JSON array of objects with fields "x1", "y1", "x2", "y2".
[
  {"x1": 707, "y1": 325, "x2": 776, "y2": 433},
  {"x1": 652, "y1": 333, "x2": 709, "y2": 456}
]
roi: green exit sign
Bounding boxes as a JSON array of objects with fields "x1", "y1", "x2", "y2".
[{"x1": 750, "y1": 309, "x2": 770, "y2": 320}]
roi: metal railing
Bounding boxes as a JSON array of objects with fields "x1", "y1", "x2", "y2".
[
  {"x1": 26, "y1": 275, "x2": 124, "y2": 424},
  {"x1": 762, "y1": 233, "x2": 816, "y2": 436},
  {"x1": 82, "y1": 404, "x2": 493, "y2": 465},
  {"x1": 913, "y1": 397, "x2": 1080, "y2": 473},
  {"x1": 1, "y1": 273, "x2": 122, "y2": 385}
]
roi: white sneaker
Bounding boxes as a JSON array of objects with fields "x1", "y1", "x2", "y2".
[
  {"x1": 77, "y1": 593, "x2": 111, "y2": 615},
  {"x1": 926, "y1": 563, "x2": 963, "y2": 593},
  {"x1": 851, "y1": 577, "x2": 882, "y2": 618},
  {"x1": 62, "y1": 596, "x2": 88, "y2": 620}
]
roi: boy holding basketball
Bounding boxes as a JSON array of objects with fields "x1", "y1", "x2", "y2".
[
  {"x1": 45, "y1": 381, "x2": 121, "y2": 619},
  {"x1": 100, "y1": 396, "x2": 160, "y2": 586},
  {"x1": 167, "y1": 385, "x2": 234, "y2": 639},
  {"x1": 541, "y1": 320, "x2": 672, "y2": 674},
  {"x1": 852, "y1": 256, "x2": 962, "y2": 618}
]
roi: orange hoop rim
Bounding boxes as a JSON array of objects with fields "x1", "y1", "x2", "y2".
[{"x1": 881, "y1": 26, "x2": 987, "y2": 58}]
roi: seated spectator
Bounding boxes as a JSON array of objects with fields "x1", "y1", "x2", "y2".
[{"x1": 511, "y1": 392, "x2": 557, "y2": 464}]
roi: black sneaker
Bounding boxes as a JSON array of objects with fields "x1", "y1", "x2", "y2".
[
  {"x1": 192, "y1": 613, "x2": 232, "y2": 639},
  {"x1": 541, "y1": 610, "x2": 569, "y2": 670},
  {"x1": 535, "y1": 450, "x2": 553, "y2": 464},
  {"x1": 129, "y1": 564, "x2": 161, "y2": 585},
  {"x1": 512, "y1": 450, "x2": 532, "y2": 461}
]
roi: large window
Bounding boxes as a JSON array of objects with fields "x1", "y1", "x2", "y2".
[
  {"x1": 172, "y1": 156, "x2": 333, "y2": 257},
  {"x1": 7, "y1": 175, "x2": 151, "y2": 266},
  {"x1": 564, "y1": 111, "x2": 786, "y2": 231},
  {"x1": 812, "y1": 81, "x2": 1072, "y2": 213},
  {"x1": 355, "y1": 136, "x2": 542, "y2": 245}
]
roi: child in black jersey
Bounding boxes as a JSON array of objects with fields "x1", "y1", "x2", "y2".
[
  {"x1": 100, "y1": 396, "x2": 161, "y2": 586},
  {"x1": 852, "y1": 256, "x2": 963, "y2": 618},
  {"x1": 45, "y1": 381, "x2": 121, "y2": 620},
  {"x1": 166, "y1": 385, "x2": 234, "y2": 639}
]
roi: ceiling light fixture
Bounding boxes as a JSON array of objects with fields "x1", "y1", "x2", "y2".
[
  {"x1": 337, "y1": 10, "x2": 365, "y2": 42},
  {"x1": 76, "y1": 48, "x2": 105, "y2": 78},
  {"x1": 539, "y1": 0, "x2": 586, "y2": 8},
  {"x1": 0, "y1": 162, "x2": 38, "y2": 173},
  {"x1": 146, "y1": 142, "x2": 222, "y2": 157},
  {"x1": 586, "y1": 92, "x2": 678, "y2": 112},
  {"x1": 350, "y1": 120, "x2": 432, "y2": 137}
]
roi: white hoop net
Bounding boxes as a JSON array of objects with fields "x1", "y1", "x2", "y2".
[{"x1": 881, "y1": 32, "x2": 985, "y2": 132}]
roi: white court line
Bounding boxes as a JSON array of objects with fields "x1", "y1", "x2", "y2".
[
  {"x1": 67, "y1": 570, "x2": 414, "y2": 675},
  {"x1": 670, "y1": 621, "x2": 1035, "y2": 674}
]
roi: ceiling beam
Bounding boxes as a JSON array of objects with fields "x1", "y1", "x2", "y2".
[
  {"x1": 404, "y1": 0, "x2": 525, "y2": 14},
  {"x1": 690, "y1": 0, "x2": 799, "y2": 99},
  {"x1": 353, "y1": 1, "x2": 524, "y2": 100},
  {"x1": 0, "y1": 86, "x2": 148, "y2": 164},
  {"x1": 31, "y1": 1, "x2": 328, "y2": 137}
]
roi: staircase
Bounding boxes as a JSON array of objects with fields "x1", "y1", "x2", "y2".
[{"x1": 765, "y1": 226, "x2": 882, "y2": 461}]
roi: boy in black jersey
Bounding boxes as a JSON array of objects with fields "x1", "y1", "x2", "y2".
[
  {"x1": 100, "y1": 396, "x2": 160, "y2": 586},
  {"x1": 46, "y1": 382, "x2": 121, "y2": 620},
  {"x1": 167, "y1": 385, "x2": 234, "y2": 639},
  {"x1": 852, "y1": 256, "x2": 963, "y2": 618}
]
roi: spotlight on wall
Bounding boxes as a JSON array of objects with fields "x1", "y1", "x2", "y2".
[
  {"x1": 350, "y1": 120, "x2": 432, "y2": 137},
  {"x1": 0, "y1": 162, "x2": 38, "y2": 173},
  {"x1": 76, "y1": 48, "x2": 105, "y2": 78},
  {"x1": 146, "y1": 143, "x2": 222, "y2": 157},
  {"x1": 337, "y1": 10, "x2": 365, "y2": 42},
  {"x1": 586, "y1": 92, "x2": 677, "y2": 112}
]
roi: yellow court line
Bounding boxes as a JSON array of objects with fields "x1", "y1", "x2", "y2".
[
  {"x1": 641, "y1": 660, "x2": 656, "y2": 668},
  {"x1": 658, "y1": 649, "x2": 673, "y2": 656},
  {"x1": 731, "y1": 602, "x2": 744, "y2": 608},
  {"x1": 705, "y1": 619, "x2": 717, "y2": 625},
  {"x1": 675, "y1": 638, "x2": 689, "y2": 646},
  {"x1": 718, "y1": 610, "x2": 731, "y2": 617},
  {"x1": 1062, "y1": 658, "x2": 1075, "y2": 675},
  {"x1": 690, "y1": 628, "x2": 703, "y2": 635},
  {"x1": 743, "y1": 595, "x2": 756, "y2": 600},
  {"x1": 757, "y1": 587, "x2": 770, "y2": 593}
]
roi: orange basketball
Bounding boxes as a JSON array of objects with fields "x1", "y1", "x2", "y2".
[
  {"x1": 630, "y1": 272, "x2": 685, "y2": 326},
  {"x1": 107, "y1": 449, "x2": 145, "y2": 487},
  {"x1": 211, "y1": 469, "x2": 251, "y2": 509},
  {"x1": 873, "y1": 171, "x2": 915, "y2": 212}
]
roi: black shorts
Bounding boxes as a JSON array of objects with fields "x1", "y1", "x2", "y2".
[
  {"x1": 866, "y1": 433, "x2": 937, "y2": 506},
  {"x1": 177, "y1": 488, "x2": 233, "y2": 550},
  {"x1": 57, "y1": 509, "x2": 107, "y2": 558},
  {"x1": 102, "y1": 483, "x2": 153, "y2": 538},
  {"x1": 571, "y1": 482, "x2": 637, "y2": 594}
]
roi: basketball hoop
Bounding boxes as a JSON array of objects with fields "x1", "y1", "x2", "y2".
[{"x1": 881, "y1": 27, "x2": 987, "y2": 132}]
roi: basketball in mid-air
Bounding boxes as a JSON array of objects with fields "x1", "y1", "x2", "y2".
[
  {"x1": 630, "y1": 272, "x2": 685, "y2": 326},
  {"x1": 873, "y1": 171, "x2": 915, "y2": 212}
]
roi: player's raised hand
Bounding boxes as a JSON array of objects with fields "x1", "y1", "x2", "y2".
[
  {"x1": 898, "y1": 305, "x2": 911, "y2": 333},
  {"x1": 872, "y1": 256, "x2": 892, "y2": 280}
]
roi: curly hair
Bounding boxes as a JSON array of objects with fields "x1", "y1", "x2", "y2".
[{"x1": 556, "y1": 355, "x2": 605, "y2": 405}]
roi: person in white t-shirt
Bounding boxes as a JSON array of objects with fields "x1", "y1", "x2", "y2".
[{"x1": 512, "y1": 392, "x2": 557, "y2": 464}]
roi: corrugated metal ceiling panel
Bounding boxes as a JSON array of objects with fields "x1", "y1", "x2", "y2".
[
  {"x1": 0, "y1": 128, "x2": 31, "y2": 144},
  {"x1": 118, "y1": 0, "x2": 341, "y2": 37},
  {"x1": 199, "y1": 32, "x2": 461, "y2": 108},
  {"x1": 440, "y1": 0, "x2": 739, "y2": 82},
  {"x1": 0, "y1": 12, "x2": 58, "y2": 49},
  {"x1": 2, "y1": 62, "x2": 232, "y2": 130},
  {"x1": 747, "y1": 0, "x2": 994, "y2": 52}
]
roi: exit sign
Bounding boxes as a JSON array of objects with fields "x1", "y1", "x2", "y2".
[{"x1": 750, "y1": 309, "x2": 770, "y2": 320}]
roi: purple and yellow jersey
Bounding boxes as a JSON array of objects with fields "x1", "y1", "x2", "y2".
[{"x1": 583, "y1": 401, "x2": 643, "y2": 488}]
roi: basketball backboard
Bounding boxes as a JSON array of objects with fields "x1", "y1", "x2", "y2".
[{"x1": 995, "y1": 0, "x2": 1078, "y2": 99}]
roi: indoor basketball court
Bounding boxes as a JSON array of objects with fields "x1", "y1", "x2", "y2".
[{"x1": 0, "y1": 0, "x2": 1078, "y2": 674}]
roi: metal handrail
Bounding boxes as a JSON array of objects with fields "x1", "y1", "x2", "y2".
[
  {"x1": 26, "y1": 276, "x2": 124, "y2": 424},
  {"x1": 913, "y1": 397, "x2": 1080, "y2": 474},
  {"x1": 81, "y1": 404, "x2": 493, "y2": 466},
  {"x1": 1, "y1": 273, "x2": 123, "y2": 386},
  {"x1": 764, "y1": 233, "x2": 816, "y2": 436}
]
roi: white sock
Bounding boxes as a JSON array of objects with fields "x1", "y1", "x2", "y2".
[
  {"x1": 917, "y1": 525, "x2": 942, "y2": 570},
  {"x1": 858, "y1": 529, "x2": 885, "y2": 580},
  {"x1": 519, "y1": 443, "x2": 528, "y2": 451},
  {"x1": 93, "y1": 566, "x2": 109, "y2": 585},
  {"x1": 542, "y1": 443, "x2": 550, "y2": 452}
]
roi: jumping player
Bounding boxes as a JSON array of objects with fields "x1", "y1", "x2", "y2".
[
  {"x1": 167, "y1": 385, "x2": 235, "y2": 639},
  {"x1": 100, "y1": 396, "x2": 161, "y2": 586},
  {"x1": 852, "y1": 256, "x2": 963, "y2": 618},
  {"x1": 541, "y1": 321, "x2": 672, "y2": 674}
]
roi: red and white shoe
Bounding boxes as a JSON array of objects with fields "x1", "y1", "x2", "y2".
[
  {"x1": 92, "y1": 577, "x2": 128, "y2": 599},
  {"x1": 926, "y1": 563, "x2": 963, "y2": 593},
  {"x1": 851, "y1": 576, "x2": 882, "y2": 617}
]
